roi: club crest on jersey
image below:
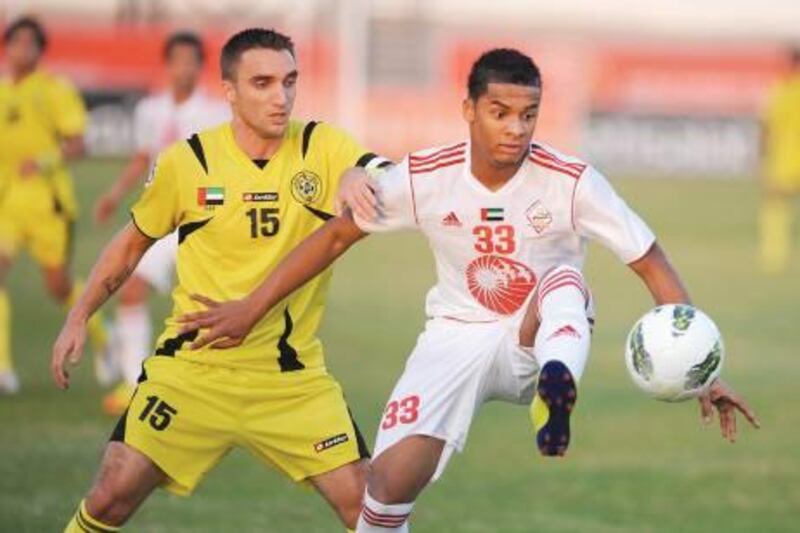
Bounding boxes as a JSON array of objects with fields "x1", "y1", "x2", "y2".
[
  {"x1": 314, "y1": 433, "x2": 349, "y2": 453},
  {"x1": 441, "y1": 211, "x2": 463, "y2": 227},
  {"x1": 525, "y1": 200, "x2": 553, "y2": 234},
  {"x1": 197, "y1": 186, "x2": 225, "y2": 209},
  {"x1": 242, "y1": 192, "x2": 279, "y2": 202},
  {"x1": 481, "y1": 207, "x2": 504, "y2": 222},
  {"x1": 291, "y1": 170, "x2": 322, "y2": 205}
]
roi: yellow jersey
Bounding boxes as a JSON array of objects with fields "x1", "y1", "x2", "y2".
[
  {"x1": 0, "y1": 69, "x2": 87, "y2": 217},
  {"x1": 764, "y1": 73, "x2": 800, "y2": 189},
  {"x1": 131, "y1": 120, "x2": 384, "y2": 373}
]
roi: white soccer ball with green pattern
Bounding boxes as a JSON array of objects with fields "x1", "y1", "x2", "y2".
[{"x1": 624, "y1": 304, "x2": 724, "y2": 402}]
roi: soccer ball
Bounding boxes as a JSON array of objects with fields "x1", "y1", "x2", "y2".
[{"x1": 624, "y1": 304, "x2": 724, "y2": 402}]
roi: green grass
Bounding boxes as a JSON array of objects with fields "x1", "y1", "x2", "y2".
[{"x1": 1, "y1": 159, "x2": 798, "y2": 532}]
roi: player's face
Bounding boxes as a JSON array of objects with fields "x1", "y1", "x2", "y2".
[
  {"x1": 166, "y1": 44, "x2": 203, "y2": 94},
  {"x1": 464, "y1": 83, "x2": 541, "y2": 167},
  {"x1": 223, "y1": 48, "x2": 297, "y2": 139},
  {"x1": 5, "y1": 28, "x2": 42, "y2": 74}
]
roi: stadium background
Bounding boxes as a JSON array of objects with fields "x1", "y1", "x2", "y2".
[{"x1": 1, "y1": 0, "x2": 798, "y2": 531}]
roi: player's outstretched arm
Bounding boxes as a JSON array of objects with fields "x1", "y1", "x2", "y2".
[
  {"x1": 95, "y1": 152, "x2": 151, "y2": 224},
  {"x1": 628, "y1": 242, "x2": 760, "y2": 441},
  {"x1": 178, "y1": 211, "x2": 368, "y2": 350},
  {"x1": 51, "y1": 223, "x2": 154, "y2": 389}
]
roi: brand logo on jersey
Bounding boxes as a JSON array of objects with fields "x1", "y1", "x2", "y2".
[
  {"x1": 548, "y1": 324, "x2": 581, "y2": 340},
  {"x1": 525, "y1": 200, "x2": 553, "y2": 234},
  {"x1": 441, "y1": 211, "x2": 462, "y2": 227},
  {"x1": 197, "y1": 187, "x2": 225, "y2": 207},
  {"x1": 291, "y1": 170, "x2": 322, "y2": 205},
  {"x1": 314, "y1": 433, "x2": 349, "y2": 453},
  {"x1": 466, "y1": 255, "x2": 536, "y2": 315},
  {"x1": 242, "y1": 192, "x2": 279, "y2": 202},
  {"x1": 480, "y1": 207, "x2": 504, "y2": 222}
]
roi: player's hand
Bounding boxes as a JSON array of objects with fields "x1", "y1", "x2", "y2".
[
  {"x1": 335, "y1": 167, "x2": 378, "y2": 221},
  {"x1": 51, "y1": 316, "x2": 88, "y2": 390},
  {"x1": 19, "y1": 159, "x2": 40, "y2": 179},
  {"x1": 177, "y1": 294, "x2": 260, "y2": 350},
  {"x1": 94, "y1": 191, "x2": 121, "y2": 224},
  {"x1": 698, "y1": 378, "x2": 760, "y2": 442}
]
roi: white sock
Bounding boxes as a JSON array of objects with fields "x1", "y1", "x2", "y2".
[
  {"x1": 115, "y1": 304, "x2": 152, "y2": 386},
  {"x1": 534, "y1": 266, "x2": 591, "y2": 381},
  {"x1": 356, "y1": 492, "x2": 414, "y2": 532}
]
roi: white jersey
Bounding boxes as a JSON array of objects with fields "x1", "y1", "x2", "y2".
[
  {"x1": 355, "y1": 140, "x2": 655, "y2": 323},
  {"x1": 133, "y1": 90, "x2": 230, "y2": 158}
]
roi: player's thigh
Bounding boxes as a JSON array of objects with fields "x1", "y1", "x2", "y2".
[
  {"x1": 114, "y1": 357, "x2": 236, "y2": 496},
  {"x1": 133, "y1": 231, "x2": 177, "y2": 294},
  {"x1": 373, "y1": 320, "x2": 498, "y2": 476},
  {"x1": 85, "y1": 441, "x2": 165, "y2": 519},
  {"x1": 28, "y1": 210, "x2": 73, "y2": 273},
  {"x1": 0, "y1": 206, "x2": 22, "y2": 272},
  {"x1": 241, "y1": 372, "x2": 369, "y2": 484}
]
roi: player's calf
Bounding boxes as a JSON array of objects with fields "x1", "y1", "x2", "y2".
[
  {"x1": 64, "y1": 442, "x2": 164, "y2": 530},
  {"x1": 523, "y1": 265, "x2": 591, "y2": 457}
]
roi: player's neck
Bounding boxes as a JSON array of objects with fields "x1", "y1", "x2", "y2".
[
  {"x1": 10, "y1": 64, "x2": 36, "y2": 84},
  {"x1": 171, "y1": 86, "x2": 195, "y2": 105},
  {"x1": 470, "y1": 146, "x2": 524, "y2": 192},
  {"x1": 230, "y1": 116, "x2": 283, "y2": 160}
]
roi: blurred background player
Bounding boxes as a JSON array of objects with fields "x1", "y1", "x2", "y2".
[
  {"x1": 93, "y1": 30, "x2": 229, "y2": 414},
  {"x1": 759, "y1": 46, "x2": 800, "y2": 275},
  {"x1": 0, "y1": 16, "x2": 108, "y2": 395}
]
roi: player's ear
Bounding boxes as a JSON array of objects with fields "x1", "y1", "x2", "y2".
[
  {"x1": 462, "y1": 97, "x2": 476, "y2": 123},
  {"x1": 221, "y1": 79, "x2": 236, "y2": 105}
]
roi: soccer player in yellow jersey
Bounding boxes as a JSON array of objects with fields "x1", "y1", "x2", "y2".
[
  {"x1": 760, "y1": 47, "x2": 800, "y2": 274},
  {"x1": 51, "y1": 28, "x2": 388, "y2": 532},
  {"x1": 0, "y1": 17, "x2": 108, "y2": 394}
]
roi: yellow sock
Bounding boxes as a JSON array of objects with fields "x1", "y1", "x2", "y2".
[
  {"x1": 65, "y1": 280, "x2": 108, "y2": 352},
  {"x1": 759, "y1": 196, "x2": 792, "y2": 275},
  {"x1": 0, "y1": 289, "x2": 11, "y2": 373},
  {"x1": 64, "y1": 500, "x2": 120, "y2": 532}
]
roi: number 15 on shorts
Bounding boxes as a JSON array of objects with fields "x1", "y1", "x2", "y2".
[{"x1": 381, "y1": 395, "x2": 420, "y2": 430}]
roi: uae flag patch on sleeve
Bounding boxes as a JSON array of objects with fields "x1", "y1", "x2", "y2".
[
  {"x1": 197, "y1": 187, "x2": 225, "y2": 206},
  {"x1": 481, "y1": 207, "x2": 504, "y2": 222}
]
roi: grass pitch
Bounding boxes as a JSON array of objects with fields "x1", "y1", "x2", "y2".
[{"x1": 0, "y1": 159, "x2": 797, "y2": 532}]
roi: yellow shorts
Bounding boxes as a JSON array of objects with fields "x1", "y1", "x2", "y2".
[
  {"x1": 0, "y1": 182, "x2": 74, "y2": 268},
  {"x1": 110, "y1": 356, "x2": 369, "y2": 496}
]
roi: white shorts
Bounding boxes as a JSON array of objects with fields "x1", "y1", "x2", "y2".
[
  {"x1": 134, "y1": 231, "x2": 178, "y2": 294},
  {"x1": 373, "y1": 316, "x2": 540, "y2": 482}
]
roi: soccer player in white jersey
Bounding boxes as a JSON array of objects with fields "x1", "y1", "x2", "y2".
[
  {"x1": 176, "y1": 49, "x2": 759, "y2": 530},
  {"x1": 93, "y1": 31, "x2": 229, "y2": 414}
]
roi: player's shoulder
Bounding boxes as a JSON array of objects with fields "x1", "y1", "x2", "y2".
[
  {"x1": 35, "y1": 70, "x2": 78, "y2": 95},
  {"x1": 527, "y1": 140, "x2": 589, "y2": 180},
  {"x1": 407, "y1": 140, "x2": 468, "y2": 176},
  {"x1": 155, "y1": 123, "x2": 225, "y2": 172}
]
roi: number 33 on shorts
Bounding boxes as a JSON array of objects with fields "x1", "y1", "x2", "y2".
[{"x1": 381, "y1": 395, "x2": 420, "y2": 430}]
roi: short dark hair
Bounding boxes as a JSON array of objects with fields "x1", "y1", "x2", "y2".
[
  {"x1": 163, "y1": 31, "x2": 205, "y2": 63},
  {"x1": 3, "y1": 16, "x2": 47, "y2": 52},
  {"x1": 220, "y1": 28, "x2": 294, "y2": 80},
  {"x1": 467, "y1": 48, "x2": 541, "y2": 100}
]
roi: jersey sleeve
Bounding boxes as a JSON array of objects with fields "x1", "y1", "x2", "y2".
[
  {"x1": 132, "y1": 99, "x2": 155, "y2": 155},
  {"x1": 129, "y1": 149, "x2": 180, "y2": 239},
  {"x1": 573, "y1": 166, "x2": 655, "y2": 263},
  {"x1": 320, "y1": 123, "x2": 392, "y2": 189},
  {"x1": 353, "y1": 157, "x2": 416, "y2": 233},
  {"x1": 49, "y1": 77, "x2": 87, "y2": 137}
]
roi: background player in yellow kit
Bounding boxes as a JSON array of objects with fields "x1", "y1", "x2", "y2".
[
  {"x1": 0, "y1": 17, "x2": 107, "y2": 394},
  {"x1": 760, "y1": 47, "x2": 800, "y2": 274},
  {"x1": 51, "y1": 28, "x2": 388, "y2": 532}
]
